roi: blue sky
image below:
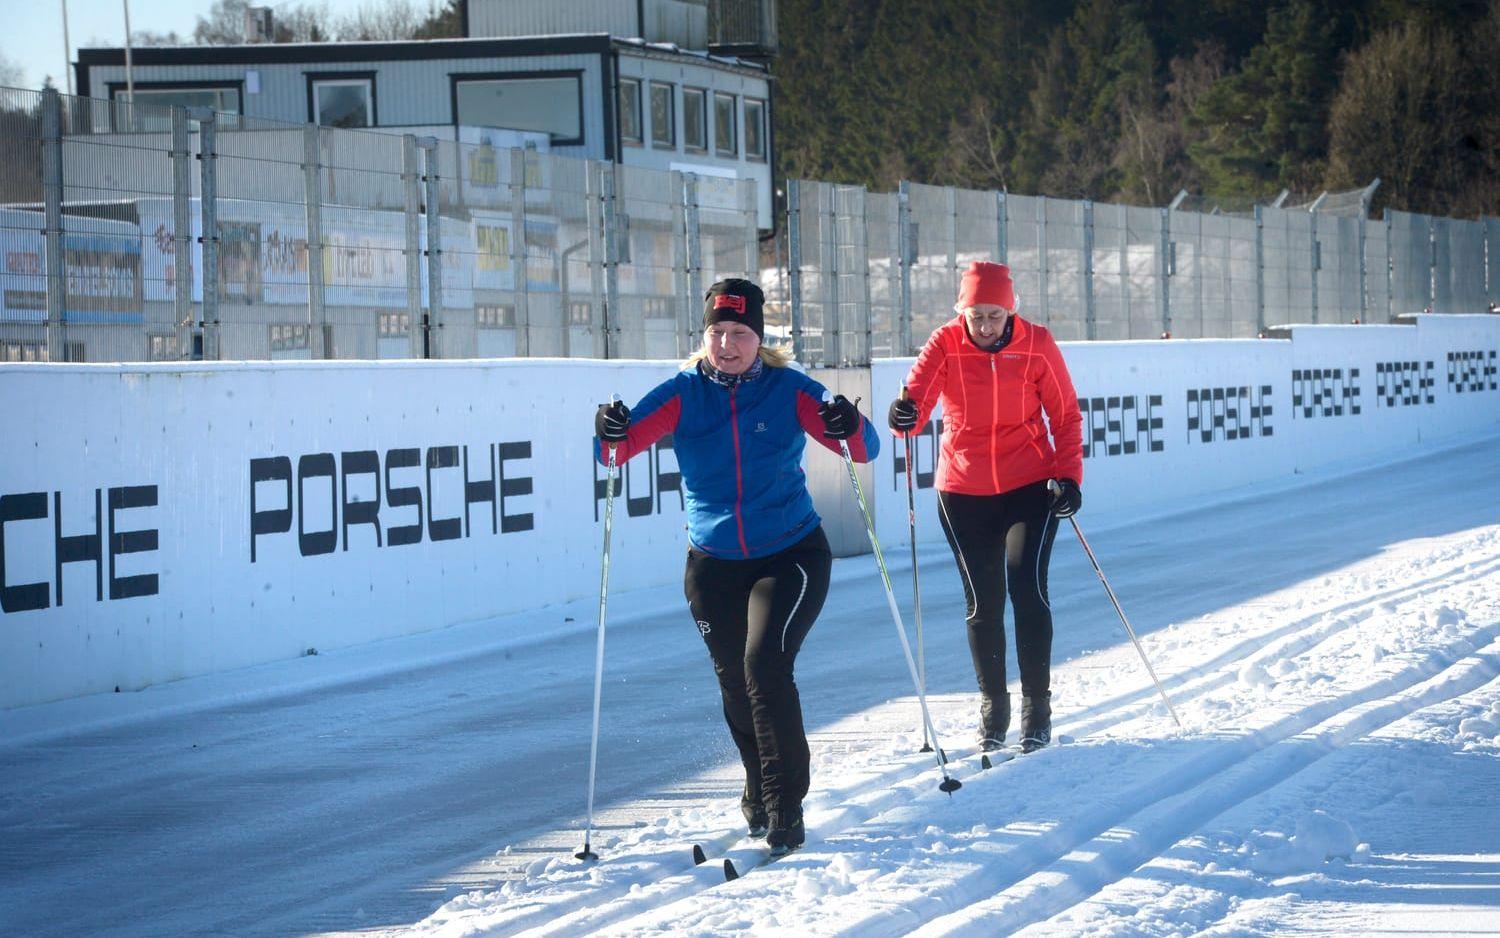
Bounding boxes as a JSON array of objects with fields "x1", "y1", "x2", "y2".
[{"x1": 2, "y1": 0, "x2": 392, "y2": 92}]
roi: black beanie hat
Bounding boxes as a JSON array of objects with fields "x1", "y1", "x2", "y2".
[{"x1": 703, "y1": 278, "x2": 765, "y2": 339}]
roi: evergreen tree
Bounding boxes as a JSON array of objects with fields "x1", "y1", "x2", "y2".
[
  {"x1": 1187, "y1": 0, "x2": 1349, "y2": 198},
  {"x1": 1009, "y1": 0, "x2": 1157, "y2": 199}
]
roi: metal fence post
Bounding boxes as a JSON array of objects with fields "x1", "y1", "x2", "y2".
[
  {"x1": 41, "y1": 86, "x2": 66, "y2": 362},
  {"x1": 588, "y1": 160, "x2": 606, "y2": 358},
  {"x1": 601, "y1": 161, "x2": 620, "y2": 360},
  {"x1": 1082, "y1": 199, "x2": 1096, "y2": 340},
  {"x1": 946, "y1": 184, "x2": 958, "y2": 298},
  {"x1": 509, "y1": 148, "x2": 531, "y2": 356},
  {"x1": 856, "y1": 186, "x2": 873, "y2": 365},
  {"x1": 192, "y1": 107, "x2": 219, "y2": 360},
  {"x1": 1253, "y1": 204, "x2": 1266, "y2": 335},
  {"x1": 668, "y1": 169, "x2": 688, "y2": 354},
  {"x1": 997, "y1": 189, "x2": 1008, "y2": 264},
  {"x1": 419, "y1": 136, "x2": 442, "y2": 358},
  {"x1": 1428, "y1": 216, "x2": 1438, "y2": 313},
  {"x1": 1159, "y1": 206, "x2": 1171, "y2": 337},
  {"x1": 897, "y1": 180, "x2": 913, "y2": 356},
  {"x1": 743, "y1": 178, "x2": 758, "y2": 284},
  {"x1": 402, "y1": 135, "x2": 423, "y2": 359},
  {"x1": 684, "y1": 172, "x2": 703, "y2": 356},
  {"x1": 1037, "y1": 195, "x2": 1050, "y2": 326},
  {"x1": 788, "y1": 179, "x2": 804, "y2": 363},
  {"x1": 171, "y1": 106, "x2": 193, "y2": 359},
  {"x1": 302, "y1": 125, "x2": 328, "y2": 358},
  {"x1": 1309, "y1": 213, "x2": 1320, "y2": 325},
  {"x1": 825, "y1": 184, "x2": 842, "y2": 366}
]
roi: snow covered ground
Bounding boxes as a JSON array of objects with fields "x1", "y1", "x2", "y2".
[{"x1": 3, "y1": 433, "x2": 1500, "y2": 936}]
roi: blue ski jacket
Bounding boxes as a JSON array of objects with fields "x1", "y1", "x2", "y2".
[{"x1": 596, "y1": 362, "x2": 879, "y2": 559}]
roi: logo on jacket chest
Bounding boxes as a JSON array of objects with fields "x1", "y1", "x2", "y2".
[{"x1": 755, "y1": 421, "x2": 768, "y2": 433}]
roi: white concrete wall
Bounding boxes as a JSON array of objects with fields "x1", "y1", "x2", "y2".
[
  {"x1": 0, "y1": 358, "x2": 687, "y2": 708},
  {"x1": 869, "y1": 316, "x2": 1500, "y2": 550},
  {"x1": 3, "y1": 316, "x2": 1497, "y2": 709}
]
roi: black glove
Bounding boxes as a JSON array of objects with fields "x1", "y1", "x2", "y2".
[
  {"x1": 1049, "y1": 478, "x2": 1082, "y2": 518},
  {"x1": 818, "y1": 394, "x2": 861, "y2": 440},
  {"x1": 888, "y1": 397, "x2": 919, "y2": 433},
  {"x1": 595, "y1": 400, "x2": 631, "y2": 442}
]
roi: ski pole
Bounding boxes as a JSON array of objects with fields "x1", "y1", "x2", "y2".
[
  {"x1": 1047, "y1": 480, "x2": 1183, "y2": 730},
  {"x1": 828, "y1": 392, "x2": 960, "y2": 793},
  {"x1": 900, "y1": 385, "x2": 931, "y2": 754},
  {"x1": 577, "y1": 396, "x2": 622, "y2": 861}
]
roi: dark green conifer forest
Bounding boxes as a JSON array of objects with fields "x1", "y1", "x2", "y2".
[{"x1": 773, "y1": 0, "x2": 1500, "y2": 216}]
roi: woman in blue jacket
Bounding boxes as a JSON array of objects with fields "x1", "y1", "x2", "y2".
[{"x1": 594, "y1": 278, "x2": 879, "y2": 856}]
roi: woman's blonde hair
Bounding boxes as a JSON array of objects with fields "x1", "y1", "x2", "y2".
[{"x1": 684, "y1": 342, "x2": 794, "y2": 370}]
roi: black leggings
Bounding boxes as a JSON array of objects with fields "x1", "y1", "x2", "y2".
[
  {"x1": 683, "y1": 527, "x2": 832, "y2": 817},
  {"x1": 937, "y1": 482, "x2": 1059, "y2": 701}
]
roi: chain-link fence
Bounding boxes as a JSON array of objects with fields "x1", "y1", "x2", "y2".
[
  {"x1": 3, "y1": 84, "x2": 1496, "y2": 366},
  {"x1": 782, "y1": 177, "x2": 1499, "y2": 365},
  {"x1": 0, "y1": 85, "x2": 759, "y2": 363}
]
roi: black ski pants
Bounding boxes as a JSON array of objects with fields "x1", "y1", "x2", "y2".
[
  {"x1": 683, "y1": 527, "x2": 832, "y2": 818},
  {"x1": 936, "y1": 481, "x2": 1060, "y2": 703}
]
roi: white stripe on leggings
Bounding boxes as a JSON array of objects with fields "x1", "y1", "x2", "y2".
[
  {"x1": 781, "y1": 562, "x2": 810, "y2": 653},
  {"x1": 937, "y1": 494, "x2": 980, "y2": 622}
]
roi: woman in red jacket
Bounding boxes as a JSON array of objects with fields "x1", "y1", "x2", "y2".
[{"x1": 887, "y1": 261, "x2": 1083, "y2": 753}]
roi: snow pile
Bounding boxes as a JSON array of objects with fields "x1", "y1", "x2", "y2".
[{"x1": 1247, "y1": 811, "x2": 1364, "y2": 876}]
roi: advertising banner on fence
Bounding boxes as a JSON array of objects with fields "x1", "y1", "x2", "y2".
[
  {"x1": 0, "y1": 209, "x2": 144, "y2": 324},
  {"x1": 135, "y1": 198, "x2": 475, "y2": 309}
]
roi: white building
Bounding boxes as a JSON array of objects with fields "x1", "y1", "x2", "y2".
[{"x1": 74, "y1": 0, "x2": 777, "y2": 226}]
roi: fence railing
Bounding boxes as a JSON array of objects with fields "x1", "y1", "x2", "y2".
[
  {"x1": 780, "y1": 178, "x2": 1499, "y2": 365},
  {"x1": 0, "y1": 86, "x2": 759, "y2": 364},
  {"x1": 2, "y1": 84, "x2": 1496, "y2": 366}
]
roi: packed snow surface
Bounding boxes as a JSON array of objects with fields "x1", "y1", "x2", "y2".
[{"x1": 3, "y1": 434, "x2": 1499, "y2": 937}]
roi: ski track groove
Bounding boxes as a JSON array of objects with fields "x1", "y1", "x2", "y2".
[
  {"x1": 485, "y1": 748, "x2": 991, "y2": 937},
  {"x1": 543, "y1": 531, "x2": 1500, "y2": 937},
  {"x1": 900, "y1": 635, "x2": 1500, "y2": 937}
]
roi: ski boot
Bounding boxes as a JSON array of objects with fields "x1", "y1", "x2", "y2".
[
  {"x1": 766, "y1": 807, "x2": 805, "y2": 857},
  {"x1": 1020, "y1": 694, "x2": 1052, "y2": 753},
  {"x1": 741, "y1": 788, "x2": 768, "y2": 838},
  {"x1": 978, "y1": 693, "x2": 1011, "y2": 752}
]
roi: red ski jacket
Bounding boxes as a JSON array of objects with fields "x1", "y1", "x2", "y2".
[{"x1": 900, "y1": 314, "x2": 1083, "y2": 496}]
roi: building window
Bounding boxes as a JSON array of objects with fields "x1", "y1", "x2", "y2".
[
  {"x1": 378, "y1": 312, "x2": 411, "y2": 337},
  {"x1": 108, "y1": 83, "x2": 241, "y2": 132},
  {"x1": 642, "y1": 297, "x2": 674, "y2": 319},
  {"x1": 714, "y1": 92, "x2": 737, "y2": 157},
  {"x1": 270, "y1": 323, "x2": 311, "y2": 351},
  {"x1": 148, "y1": 334, "x2": 180, "y2": 361},
  {"x1": 477, "y1": 304, "x2": 515, "y2": 328},
  {"x1": 744, "y1": 98, "x2": 766, "y2": 161},
  {"x1": 569, "y1": 301, "x2": 592, "y2": 325},
  {"x1": 2, "y1": 340, "x2": 46, "y2": 362},
  {"x1": 308, "y1": 74, "x2": 375, "y2": 128},
  {"x1": 683, "y1": 87, "x2": 707, "y2": 151},
  {"x1": 650, "y1": 82, "x2": 675, "y2": 148},
  {"x1": 619, "y1": 78, "x2": 643, "y2": 146},
  {"x1": 453, "y1": 72, "x2": 584, "y2": 145}
]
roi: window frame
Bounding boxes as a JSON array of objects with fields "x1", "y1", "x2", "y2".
[
  {"x1": 714, "y1": 91, "x2": 738, "y2": 158},
  {"x1": 649, "y1": 81, "x2": 676, "y2": 149},
  {"x1": 619, "y1": 76, "x2": 644, "y2": 147},
  {"x1": 105, "y1": 80, "x2": 243, "y2": 131},
  {"x1": 682, "y1": 86, "x2": 708, "y2": 152},
  {"x1": 305, "y1": 71, "x2": 377, "y2": 128},
  {"x1": 743, "y1": 97, "x2": 767, "y2": 162},
  {"x1": 449, "y1": 70, "x2": 586, "y2": 147}
]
